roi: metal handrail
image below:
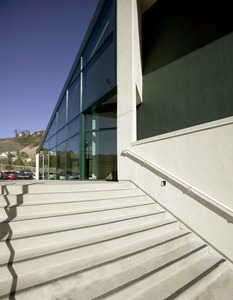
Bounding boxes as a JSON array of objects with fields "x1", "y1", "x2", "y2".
[{"x1": 122, "y1": 149, "x2": 233, "y2": 217}]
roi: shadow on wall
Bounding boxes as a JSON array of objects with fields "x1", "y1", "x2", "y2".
[
  {"x1": 1, "y1": 185, "x2": 29, "y2": 299},
  {"x1": 142, "y1": 0, "x2": 233, "y2": 74}
]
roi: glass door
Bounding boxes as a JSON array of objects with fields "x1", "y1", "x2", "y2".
[{"x1": 84, "y1": 95, "x2": 117, "y2": 180}]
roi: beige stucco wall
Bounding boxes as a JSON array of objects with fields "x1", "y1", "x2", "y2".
[{"x1": 117, "y1": 0, "x2": 233, "y2": 262}]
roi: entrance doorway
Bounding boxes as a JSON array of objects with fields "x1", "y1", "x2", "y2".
[{"x1": 84, "y1": 94, "x2": 117, "y2": 180}]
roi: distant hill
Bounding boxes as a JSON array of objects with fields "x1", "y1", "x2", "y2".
[{"x1": 0, "y1": 131, "x2": 44, "y2": 158}]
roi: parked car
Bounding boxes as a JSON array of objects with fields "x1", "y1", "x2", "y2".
[
  {"x1": 57, "y1": 171, "x2": 79, "y2": 180},
  {"x1": 2, "y1": 171, "x2": 18, "y2": 180},
  {"x1": 17, "y1": 170, "x2": 34, "y2": 180}
]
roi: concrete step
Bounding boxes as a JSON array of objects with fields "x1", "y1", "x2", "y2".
[
  {"x1": 0, "y1": 187, "x2": 145, "y2": 207},
  {"x1": 191, "y1": 269, "x2": 233, "y2": 300},
  {"x1": 0, "y1": 231, "x2": 196, "y2": 298},
  {"x1": 1, "y1": 203, "x2": 162, "y2": 239},
  {"x1": 74, "y1": 241, "x2": 211, "y2": 300},
  {"x1": 0, "y1": 215, "x2": 177, "y2": 264},
  {"x1": 0, "y1": 180, "x2": 135, "y2": 195},
  {"x1": 2, "y1": 230, "x2": 193, "y2": 300},
  {"x1": 0, "y1": 195, "x2": 155, "y2": 221},
  {"x1": 1, "y1": 181, "x2": 231, "y2": 299},
  {"x1": 118, "y1": 255, "x2": 227, "y2": 300}
]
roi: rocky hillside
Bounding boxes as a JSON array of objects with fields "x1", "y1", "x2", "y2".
[{"x1": 0, "y1": 131, "x2": 44, "y2": 158}]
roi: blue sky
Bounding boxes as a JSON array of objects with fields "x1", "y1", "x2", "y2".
[{"x1": 0, "y1": 0, "x2": 99, "y2": 138}]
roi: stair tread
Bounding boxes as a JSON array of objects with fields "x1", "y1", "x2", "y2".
[
  {"x1": 98, "y1": 255, "x2": 226, "y2": 300},
  {"x1": 0, "y1": 195, "x2": 154, "y2": 221},
  {"x1": 0, "y1": 188, "x2": 145, "y2": 206},
  {"x1": 0, "y1": 181, "x2": 136, "y2": 195},
  {"x1": 0, "y1": 237, "x2": 202, "y2": 297},
  {"x1": 1, "y1": 204, "x2": 163, "y2": 238},
  {"x1": 0, "y1": 216, "x2": 178, "y2": 264},
  {"x1": 192, "y1": 269, "x2": 233, "y2": 300}
]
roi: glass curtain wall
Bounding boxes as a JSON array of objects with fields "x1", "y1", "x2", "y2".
[{"x1": 39, "y1": 0, "x2": 116, "y2": 180}]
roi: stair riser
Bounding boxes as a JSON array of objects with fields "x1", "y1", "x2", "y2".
[
  {"x1": 0, "y1": 189, "x2": 145, "y2": 206},
  {"x1": 1, "y1": 206, "x2": 164, "y2": 240},
  {"x1": 0, "y1": 219, "x2": 178, "y2": 265},
  {"x1": 0, "y1": 196, "x2": 154, "y2": 221}
]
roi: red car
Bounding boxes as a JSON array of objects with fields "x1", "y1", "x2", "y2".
[{"x1": 2, "y1": 171, "x2": 18, "y2": 180}]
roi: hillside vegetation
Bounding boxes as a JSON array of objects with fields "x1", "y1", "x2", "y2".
[{"x1": 0, "y1": 131, "x2": 44, "y2": 158}]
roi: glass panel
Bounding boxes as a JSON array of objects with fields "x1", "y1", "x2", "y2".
[
  {"x1": 49, "y1": 148, "x2": 57, "y2": 180},
  {"x1": 43, "y1": 149, "x2": 49, "y2": 180},
  {"x1": 49, "y1": 134, "x2": 56, "y2": 150},
  {"x1": 42, "y1": 140, "x2": 49, "y2": 152},
  {"x1": 70, "y1": 62, "x2": 80, "y2": 85},
  {"x1": 67, "y1": 116, "x2": 80, "y2": 139},
  {"x1": 57, "y1": 95, "x2": 67, "y2": 130},
  {"x1": 56, "y1": 142, "x2": 67, "y2": 180},
  {"x1": 40, "y1": 141, "x2": 49, "y2": 180},
  {"x1": 43, "y1": 133, "x2": 49, "y2": 144},
  {"x1": 82, "y1": 34, "x2": 115, "y2": 110},
  {"x1": 85, "y1": 96, "x2": 117, "y2": 130},
  {"x1": 67, "y1": 135, "x2": 80, "y2": 180},
  {"x1": 68, "y1": 77, "x2": 80, "y2": 122},
  {"x1": 85, "y1": 129, "x2": 117, "y2": 180},
  {"x1": 49, "y1": 115, "x2": 57, "y2": 137},
  {"x1": 82, "y1": 0, "x2": 114, "y2": 67},
  {"x1": 57, "y1": 127, "x2": 67, "y2": 145},
  {"x1": 39, "y1": 154, "x2": 44, "y2": 179}
]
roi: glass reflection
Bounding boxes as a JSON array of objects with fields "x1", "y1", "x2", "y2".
[
  {"x1": 57, "y1": 95, "x2": 66, "y2": 131},
  {"x1": 67, "y1": 135, "x2": 80, "y2": 180},
  {"x1": 67, "y1": 117, "x2": 80, "y2": 139},
  {"x1": 57, "y1": 142, "x2": 66, "y2": 179},
  {"x1": 68, "y1": 77, "x2": 80, "y2": 122},
  {"x1": 82, "y1": 0, "x2": 114, "y2": 67},
  {"x1": 82, "y1": 34, "x2": 115, "y2": 110},
  {"x1": 49, "y1": 148, "x2": 57, "y2": 180},
  {"x1": 85, "y1": 129, "x2": 117, "y2": 180},
  {"x1": 84, "y1": 96, "x2": 117, "y2": 180}
]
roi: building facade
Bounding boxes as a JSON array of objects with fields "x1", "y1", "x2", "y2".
[
  {"x1": 37, "y1": 0, "x2": 117, "y2": 181},
  {"x1": 37, "y1": 0, "x2": 233, "y2": 262}
]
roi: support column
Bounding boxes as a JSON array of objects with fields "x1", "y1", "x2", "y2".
[{"x1": 117, "y1": 0, "x2": 142, "y2": 180}]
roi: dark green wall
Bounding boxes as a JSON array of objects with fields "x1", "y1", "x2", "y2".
[{"x1": 137, "y1": 0, "x2": 233, "y2": 139}]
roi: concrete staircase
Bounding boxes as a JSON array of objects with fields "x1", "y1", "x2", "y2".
[{"x1": 0, "y1": 180, "x2": 232, "y2": 299}]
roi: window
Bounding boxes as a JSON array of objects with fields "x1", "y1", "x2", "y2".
[
  {"x1": 67, "y1": 116, "x2": 80, "y2": 139},
  {"x1": 56, "y1": 142, "x2": 67, "y2": 178},
  {"x1": 49, "y1": 116, "x2": 57, "y2": 137},
  {"x1": 67, "y1": 135, "x2": 80, "y2": 179},
  {"x1": 82, "y1": 0, "x2": 114, "y2": 68},
  {"x1": 82, "y1": 34, "x2": 115, "y2": 110},
  {"x1": 68, "y1": 77, "x2": 80, "y2": 122},
  {"x1": 57, "y1": 95, "x2": 67, "y2": 130}
]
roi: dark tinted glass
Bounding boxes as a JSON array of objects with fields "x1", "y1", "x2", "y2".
[
  {"x1": 49, "y1": 116, "x2": 57, "y2": 137},
  {"x1": 67, "y1": 116, "x2": 80, "y2": 139},
  {"x1": 57, "y1": 95, "x2": 66, "y2": 130},
  {"x1": 68, "y1": 77, "x2": 80, "y2": 122},
  {"x1": 57, "y1": 127, "x2": 67, "y2": 145},
  {"x1": 56, "y1": 142, "x2": 66, "y2": 174},
  {"x1": 82, "y1": 34, "x2": 115, "y2": 110},
  {"x1": 82, "y1": 0, "x2": 114, "y2": 68},
  {"x1": 67, "y1": 135, "x2": 80, "y2": 179}
]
